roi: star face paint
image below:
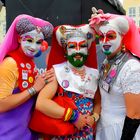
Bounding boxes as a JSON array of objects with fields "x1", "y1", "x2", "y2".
[
  {"x1": 98, "y1": 25, "x2": 122, "y2": 55},
  {"x1": 20, "y1": 30, "x2": 44, "y2": 57},
  {"x1": 66, "y1": 37, "x2": 88, "y2": 68}
]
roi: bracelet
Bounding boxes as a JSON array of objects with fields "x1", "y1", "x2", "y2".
[
  {"x1": 27, "y1": 87, "x2": 37, "y2": 96},
  {"x1": 70, "y1": 110, "x2": 79, "y2": 123},
  {"x1": 63, "y1": 108, "x2": 73, "y2": 121},
  {"x1": 63, "y1": 108, "x2": 79, "y2": 123},
  {"x1": 92, "y1": 112, "x2": 99, "y2": 122}
]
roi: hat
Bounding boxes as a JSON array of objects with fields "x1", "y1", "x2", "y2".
[
  {"x1": 89, "y1": 10, "x2": 140, "y2": 58},
  {"x1": 47, "y1": 24, "x2": 98, "y2": 69},
  {"x1": 0, "y1": 14, "x2": 54, "y2": 62}
]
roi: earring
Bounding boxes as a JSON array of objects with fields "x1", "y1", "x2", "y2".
[{"x1": 121, "y1": 44, "x2": 126, "y2": 53}]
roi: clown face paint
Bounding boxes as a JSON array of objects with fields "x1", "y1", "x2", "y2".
[
  {"x1": 66, "y1": 37, "x2": 88, "y2": 68},
  {"x1": 98, "y1": 25, "x2": 123, "y2": 55},
  {"x1": 20, "y1": 30, "x2": 44, "y2": 57}
]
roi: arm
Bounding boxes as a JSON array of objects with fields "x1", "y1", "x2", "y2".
[
  {"x1": 124, "y1": 93, "x2": 140, "y2": 119},
  {"x1": 121, "y1": 93, "x2": 140, "y2": 140},
  {"x1": 35, "y1": 77, "x2": 65, "y2": 118},
  {"x1": 120, "y1": 60, "x2": 140, "y2": 140},
  {"x1": 0, "y1": 58, "x2": 53, "y2": 112},
  {"x1": 93, "y1": 87, "x2": 101, "y2": 115},
  {"x1": 0, "y1": 75, "x2": 47, "y2": 113},
  {"x1": 36, "y1": 74, "x2": 88, "y2": 130},
  {"x1": 86, "y1": 87, "x2": 101, "y2": 127}
]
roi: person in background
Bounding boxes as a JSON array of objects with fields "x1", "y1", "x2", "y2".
[
  {"x1": 89, "y1": 7, "x2": 140, "y2": 140},
  {"x1": 0, "y1": 14, "x2": 54, "y2": 140},
  {"x1": 34, "y1": 24, "x2": 101, "y2": 140}
]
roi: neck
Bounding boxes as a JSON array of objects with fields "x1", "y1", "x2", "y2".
[
  {"x1": 17, "y1": 47, "x2": 33, "y2": 61},
  {"x1": 107, "y1": 44, "x2": 125, "y2": 60}
]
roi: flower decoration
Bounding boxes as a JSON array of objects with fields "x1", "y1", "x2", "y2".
[{"x1": 89, "y1": 7, "x2": 111, "y2": 29}]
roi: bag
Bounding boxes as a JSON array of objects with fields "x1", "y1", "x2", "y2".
[{"x1": 29, "y1": 96, "x2": 78, "y2": 136}]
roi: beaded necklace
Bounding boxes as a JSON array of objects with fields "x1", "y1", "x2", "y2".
[
  {"x1": 71, "y1": 67, "x2": 86, "y2": 80},
  {"x1": 67, "y1": 61, "x2": 86, "y2": 80}
]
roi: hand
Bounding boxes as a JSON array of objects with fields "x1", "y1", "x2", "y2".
[
  {"x1": 86, "y1": 115, "x2": 95, "y2": 127},
  {"x1": 73, "y1": 114, "x2": 87, "y2": 130},
  {"x1": 33, "y1": 68, "x2": 56, "y2": 93},
  {"x1": 42, "y1": 68, "x2": 56, "y2": 84},
  {"x1": 33, "y1": 74, "x2": 46, "y2": 93}
]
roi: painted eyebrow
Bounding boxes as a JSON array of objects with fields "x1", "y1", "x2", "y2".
[
  {"x1": 79, "y1": 40, "x2": 87, "y2": 44},
  {"x1": 24, "y1": 35, "x2": 33, "y2": 39},
  {"x1": 37, "y1": 39, "x2": 43, "y2": 42},
  {"x1": 106, "y1": 30, "x2": 116, "y2": 34}
]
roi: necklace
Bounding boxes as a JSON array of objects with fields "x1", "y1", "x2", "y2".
[
  {"x1": 103, "y1": 63, "x2": 111, "y2": 78},
  {"x1": 71, "y1": 67, "x2": 86, "y2": 80},
  {"x1": 102, "y1": 51, "x2": 125, "y2": 79},
  {"x1": 67, "y1": 61, "x2": 86, "y2": 80}
]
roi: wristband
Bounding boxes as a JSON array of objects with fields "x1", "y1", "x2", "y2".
[
  {"x1": 27, "y1": 87, "x2": 37, "y2": 96},
  {"x1": 92, "y1": 112, "x2": 99, "y2": 122},
  {"x1": 70, "y1": 110, "x2": 79, "y2": 123},
  {"x1": 63, "y1": 108, "x2": 79, "y2": 123},
  {"x1": 63, "y1": 108, "x2": 73, "y2": 121}
]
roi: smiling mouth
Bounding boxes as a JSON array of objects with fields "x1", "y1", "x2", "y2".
[
  {"x1": 103, "y1": 45, "x2": 111, "y2": 51},
  {"x1": 28, "y1": 49, "x2": 35, "y2": 52},
  {"x1": 74, "y1": 54, "x2": 83, "y2": 61}
]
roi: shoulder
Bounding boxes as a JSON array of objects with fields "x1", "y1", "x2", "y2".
[
  {"x1": 121, "y1": 59, "x2": 140, "y2": 74},
  {"x1": 1, "y1": 57, "x2": 17, "y2": 68},
  {"x1": 0, "y1": 57, "x2": 18, "y2": 77}
]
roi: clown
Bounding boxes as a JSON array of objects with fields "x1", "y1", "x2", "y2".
[
  {"x1": 0, "y1": 14, "x2": 54, "y2": 140},
  {"x1": 33, "y1": 24, "x2": 101, "y2": 140},
  {"x1": 89, "y1": 8, "x2": 140, "y2": 140}
]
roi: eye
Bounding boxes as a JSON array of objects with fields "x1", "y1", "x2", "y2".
[
  {"x1": 99, "y1": 35, "x2": 104, "y2": 40},
  {"x1": 36, "y1": 41, "x2": 42, "y2": 44},
  {"x1": 27, "y1": 39, "x2": 33, "y2": 43},
  {"x1": 108, "y1": 35, "x2": 114, "y2": 39},
  {"x1": 80, "y1": 43, "x2": 88, "y2": 48},
  {"x1": 68, "y1": 44, "x2": 76, "y2": 48},
  {"x1": 107, "y1": 34, "x2": 116, "y2": 39},
  {"x1": 67, "y1": 42, "x2": 77, "y2": 49}
]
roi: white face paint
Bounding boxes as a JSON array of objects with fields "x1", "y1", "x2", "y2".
[
  {"x1": 98, "y1": 25, "x2": 123, "y2": 55},
  {"x1": 66, "y1": 36, "x2": 88, "y2": 67},
  {"x1": 67, "y1": 37, "x2": 88, "y2": 56},
  {"x1": 20, "y1": 30, "x2": 44, "y2": 57}
]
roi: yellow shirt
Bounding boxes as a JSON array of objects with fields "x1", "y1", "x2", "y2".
[{"x1": 0, "y1": 57, "x2": 19, "y2": 99}]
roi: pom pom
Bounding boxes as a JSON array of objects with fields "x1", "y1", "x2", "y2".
[{"x1": 41, "y1": 41, "x2": 48, "y2": 52}]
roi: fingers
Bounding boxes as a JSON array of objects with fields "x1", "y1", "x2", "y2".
[
  {"x1": 86, "y1": 115, "x2": 95, "y2": 127},
  {"x1": 46, "y1": 68, "x2": 54, "y2": 75},
  {"x1": 45, "y1": 76, "x2": 55, "y2": 83},
  {"x1": 40, "y1": 69, "x2": 55, "y2": 80},
  {"x1": 75, "y1": 114, "x2": 87, "y2": 130},
  {"x1": 45, "y1": 73, "x2": 55, "y2": 80}
]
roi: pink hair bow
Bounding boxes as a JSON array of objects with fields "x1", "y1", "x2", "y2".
[{"x1": 89, "y1": 7, "x2": 111, "y2": 29}]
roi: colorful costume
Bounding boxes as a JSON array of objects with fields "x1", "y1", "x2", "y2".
[
  {"x1": 89, "y1": 9, "x2": 140, "y2": 140},
  {"x1": 47, "y1": 24, "x2": 99, "y2": 139},
  {"x1": 0, "y1": 14, "x2": 53, "y2": 140}
]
